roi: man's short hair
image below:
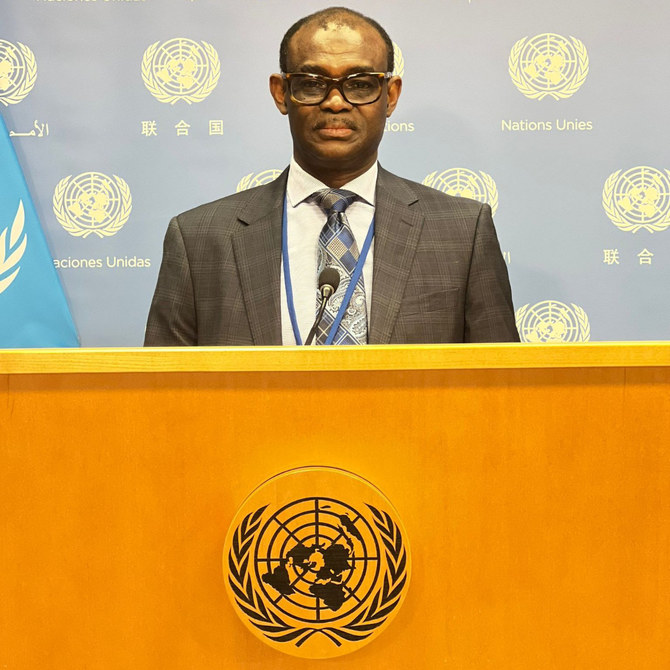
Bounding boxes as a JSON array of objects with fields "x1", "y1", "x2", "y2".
[{"x1": 279, "y1": 6, "x2": 394, "y2": 73}]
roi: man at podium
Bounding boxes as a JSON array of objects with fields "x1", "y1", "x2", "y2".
[{"x1": 145, "y1": 7, "x2": 519, "y2": 346}]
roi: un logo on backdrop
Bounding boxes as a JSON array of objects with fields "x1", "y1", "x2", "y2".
[
  {"x1": 602, "y1": 166, "x2": 670, "y2": 233},
  {"x1": 515, "y1": 301, "x2": 590, "y2": 343},
  {"x1": 53, "y1": 173, "x2": 132, "y2": 238},
  {"x1": 392, "y1": 42, "x2": 405, "y2": 77},
  {"x1": 423, "y1": 168, "x2": 498, "y2": 216},
  {"x1": 0, "y1": 201, "x2": 28, "y2": 295},
  {"x1": 0, "y1": 40, "x2": 37, "y2": 106},
  {"x1": 223, "y1": 467, "x2": 410, "y2": 659},
  {"x1": 142, "y1": 38, "x2": 220, "y2": 104},
  {"x1": 509, "y1": 33, "x2": 588, "y2": 100},
  {"x1": 236, "y1": 169, "x2": 283, "y2": 192}
]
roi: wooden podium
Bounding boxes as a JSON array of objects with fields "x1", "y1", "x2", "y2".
[{"x1": 1, "y1": 343, "x2": 669, "y2": 669}]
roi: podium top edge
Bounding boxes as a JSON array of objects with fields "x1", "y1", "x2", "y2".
[{"x1": 1, "y1": 342, "x2": 669, "y2": 375}]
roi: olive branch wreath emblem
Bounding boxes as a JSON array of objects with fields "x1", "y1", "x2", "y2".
[
  {"x1": 602, "y1": 169, "x2": 670, "y2": 233},
  {"x1": 235, "y1": 169, "x2": 283, "y2": 193},
  {"x1": 515, "y1": 302, "x2": 590, "y2": 342},
  {"x1": 423, "y1": 170, "x2": 499, "y2": 217},
  {"x1": 509, "y1": 35, "x2": 589, "y2": 101},
  {"x1": 227, "y1": 503, "x2": 408, "y2": 649},
  {"x1": 0, "y1": 42, "x2": 37, "y2": 107},
  {"x1": 392, "y1": 42, "x2": 405, "y2": 78},
  {"x1": 141, "y1": 40, "x2": 220, "y2": 105},
  {"x1": 0, "y1": 201, "x2": 28, "y2": 295},
  {"x1": 53, "y1": 174, "x2": 132, "y2": 238}
]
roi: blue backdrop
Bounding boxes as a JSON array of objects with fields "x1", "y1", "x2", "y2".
[{"x1": 3, "y1": 0, "x2": 669, "y2": 345}]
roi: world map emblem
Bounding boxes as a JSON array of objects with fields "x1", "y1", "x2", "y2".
[
  {"x1": 509, "y1": 33, "x2": 589, "y2": 100},
  {"x1": 0, "y1": 40, "x2": 37, "y2": 106},
  {"x1": 53, "y1": 172, "x2": 132, "y2": 238},
  {"x1": 223, "y1": 467, "x2": 411, "y2": 659},
  {"x1": 515, "y1": 300, "x2": 590, "y2": 343},
  {"x1": 142, "y1": 38, "x2": 220, "y2": 105},
  {"x1": 236, "y1": 169, "x2": 283, "y2": 192},
  {"x1": 602, "y1": 166, "x2": 670, "y2": 233},
  {"x1": 423, "y1": 168, "x2": 499, "y2": 216}
]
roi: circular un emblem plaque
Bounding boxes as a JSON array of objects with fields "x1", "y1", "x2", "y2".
[{"x1": 222, "y1": 467, "x2": 411, "y2": 659}]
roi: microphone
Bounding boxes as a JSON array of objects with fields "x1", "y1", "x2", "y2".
[
  {"x1": 318, "y1": 266, "x2": 340, "y2": 300},
  {"x1": 304, "y1": 267, "x2": 340, "y2": 345}
]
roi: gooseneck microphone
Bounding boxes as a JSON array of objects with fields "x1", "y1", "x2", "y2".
[
  {"x1": 304, "y1": 267, "x2": 340, "y2": 345},
  {"x1": 318, "y1": 266, "x2": 340, "y2": 301}
]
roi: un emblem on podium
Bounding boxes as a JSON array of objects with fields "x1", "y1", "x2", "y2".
[
  {"x1": 0, "y1": 39, "x2": 37, "y2": 106},
  {"x1": 509, "y1": 33, "x2": 589, "y2": 100},
  {"x1": 223, "y1": 467, "x2": 411, "y2": 659},
  {"x1": 602, "y1": 166, "x2": 670, "y2": 233},
  {"x1": 142, "y1": 38, "x2": 220, "y2": 105}
]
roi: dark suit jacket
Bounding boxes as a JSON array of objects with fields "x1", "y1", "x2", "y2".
[{"x1": 145, "y1": 166, "x2": 519, "y2": 345}]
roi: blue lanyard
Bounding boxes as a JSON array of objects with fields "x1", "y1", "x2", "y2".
[{"x1": 282, "y1": 194, "x2": 375, "y2": 345}]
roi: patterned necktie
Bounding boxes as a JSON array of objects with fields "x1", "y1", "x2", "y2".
[{"x1": 312, "y1": 188, "x2": 368, "y2": 345}]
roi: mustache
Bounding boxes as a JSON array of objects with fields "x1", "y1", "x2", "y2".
[{"x1": 313, "y1": 118, "x2": 357, "y2": 130}]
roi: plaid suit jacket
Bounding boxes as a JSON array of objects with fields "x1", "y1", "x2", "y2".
[{"x1": 144, "y1": 166, "x2": 519, "y2": 345}]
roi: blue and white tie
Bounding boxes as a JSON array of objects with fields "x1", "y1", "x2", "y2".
[{"x1": 312, "y1": 189, "x2": 368, "y2": 345}]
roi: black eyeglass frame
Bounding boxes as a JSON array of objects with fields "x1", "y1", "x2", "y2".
[{"x1": 282, "y1": 71, "x2": 394, "y2": 106}]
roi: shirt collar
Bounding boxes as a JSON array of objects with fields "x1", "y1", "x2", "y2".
[{"x1": 286, "y1": 157, "x2": 377, "y2": 208}]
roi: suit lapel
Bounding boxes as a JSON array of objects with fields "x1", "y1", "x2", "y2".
[
  {"x1": 229, "y1": 167, "x2": 423, "y2": 345},
  {"x1": 369, "y1": 168, "x2": 424, "y2": 344},
  {"x1": 232, "y1": 170, "x2": 288, "y2": 345}
]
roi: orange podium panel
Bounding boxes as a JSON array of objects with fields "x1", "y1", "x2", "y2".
[{"x1": 1, "y1": 343, "x2": 669, "y2": 669}]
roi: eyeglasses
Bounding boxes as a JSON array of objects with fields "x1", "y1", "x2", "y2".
[{"x1": 283, "y1": 72, "x2": 393, "y2": 106}]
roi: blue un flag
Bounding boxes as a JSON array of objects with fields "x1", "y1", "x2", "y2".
[{"x1": 0, "y1": 113, "x2": 79, "y2": 347}]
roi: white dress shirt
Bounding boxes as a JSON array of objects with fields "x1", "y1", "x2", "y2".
[{"x1": 280, "y1": 158, "x2": 377, "y2": 345}]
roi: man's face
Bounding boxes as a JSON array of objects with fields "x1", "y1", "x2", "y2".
[{"x1": 270, "y1": 20, "x2": 401, "y2": 186}]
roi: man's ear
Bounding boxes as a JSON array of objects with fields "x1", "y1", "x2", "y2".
[
  {"x1": 385, "y1": 76, "x2": 402, "y2": 118},
  {"x1": 269, "y1": 74, "x2": 288, "y2": 115}
]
